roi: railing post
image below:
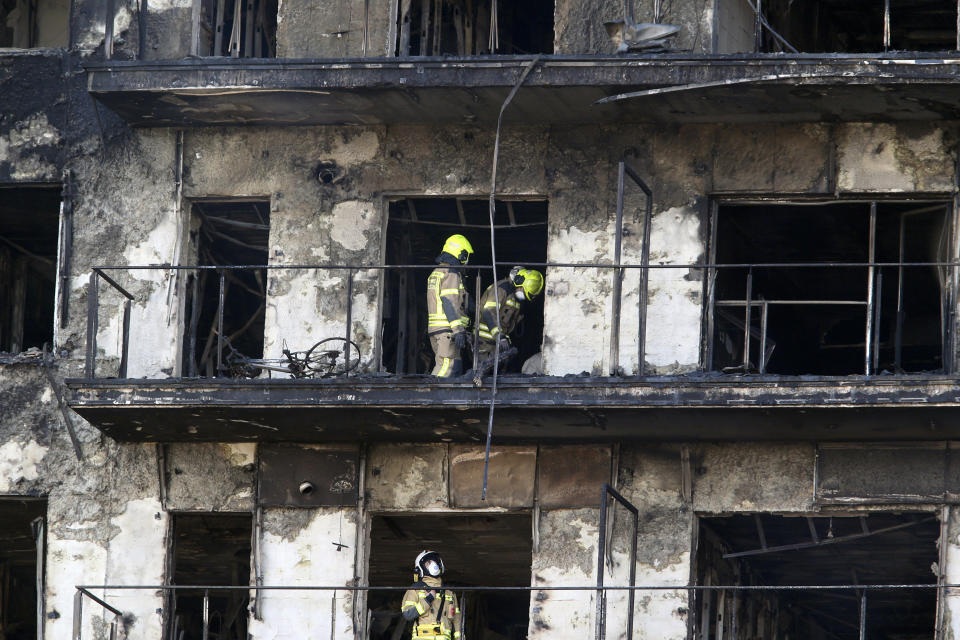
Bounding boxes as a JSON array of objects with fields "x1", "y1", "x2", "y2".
[
  {"x1": 119, "y1": 298, "x2": 131, "y2": 378},
  {"x1": 202, "y1": 589, "x2": 210, "y2": 640},
  {"x1": 609, "y1": 161, "x2": 626, "y2": 376},
  {"x1": 85, "y1": 272, "x2": 99, "y2": 379},
  {"x1": 345, "y1": 269, "x2": 354, "y2": 375},
  {"x1": 595, "y1": 487, "x2": 608, "y2": 640},
  {"x1": 637, "y1": 180, "x2": 653, "y2": 376},
  {"x1": 105, "y1": 0, "x2": 116, "y2": 58},
  {"x1": 216, "y1": 271, "x2": 225, "y2": 376},
  {"x1": 859, "y1": 590, "x2": 867, "y2": 640},
  {"x1": 866, "y1": 202, "x2": 877, "y2": 375},
  {"x1": 73, "y1": 590, "x2": 83, "y2": 640},
  {"x1": 743, "y1": 269, "x2": 753, "y2": 371},
  {"x1": 473, "y1": 274, "x2": 482, "y2": 374}
]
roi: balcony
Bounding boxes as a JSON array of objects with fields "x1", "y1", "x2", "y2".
[{"x1": 83, "y1": 53, "x2": 960, "y2": 127}]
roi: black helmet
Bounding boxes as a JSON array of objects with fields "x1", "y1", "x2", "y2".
[{"x1": 414, "y1": 550, "x2": 445, "y2": 579}]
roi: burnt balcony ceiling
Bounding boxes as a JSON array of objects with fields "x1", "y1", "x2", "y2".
[
  {"x1": 66, "y1": 374, "x2": 960, "y2": 443},
  {"x1": 84, "y1": 54, "x2": 960, "y2": 127}
]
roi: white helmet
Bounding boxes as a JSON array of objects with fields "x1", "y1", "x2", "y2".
[{"x1": 414, "y1": 550, "x2": 445, "y2": 579}]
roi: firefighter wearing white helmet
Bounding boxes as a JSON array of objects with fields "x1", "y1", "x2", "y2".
[
  {"x1": 401, "y1": 551, "x2": 462, "y2": 640},
  {"x1": 426, "y1": 234, "x2": 474, "y2": 377}
]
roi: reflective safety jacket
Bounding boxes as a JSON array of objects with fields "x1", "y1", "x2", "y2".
[
  {"x1": 478, "y1": 278, "x2": 523, "y2": 342},
  {"x1": 427, "y1": 266, "x2": 469, "y2": 336},
  {"x1": 402, "y1": 578, "x2": 462, "y2": 640}
]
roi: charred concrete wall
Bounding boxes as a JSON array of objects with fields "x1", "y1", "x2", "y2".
[
  {"x1": 2, "y1": 361, "x2": 957, "y2": 640},
  {"x1": 17, "y1": 119, "x2": 954, "y2": 379}
]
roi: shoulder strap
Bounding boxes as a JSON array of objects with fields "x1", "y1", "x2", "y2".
[{"x1": 435, "y1": 589, "x2": 446, "y2": 623}]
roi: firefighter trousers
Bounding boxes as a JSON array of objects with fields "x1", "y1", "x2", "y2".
[{"x1": 430, "y1": 332, "x2": 463, "y2": 377}]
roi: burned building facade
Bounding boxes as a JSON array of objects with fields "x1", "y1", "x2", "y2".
[{"x1": 4, "y1": 1, "x2": 960, "y2": 639}]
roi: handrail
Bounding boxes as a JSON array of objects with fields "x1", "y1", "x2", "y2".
[
  {"x1": 74, "y1": 582, "x2": 957, "y2": 640},
  {"x1": 82, "y1": 260, "x2": 957, "y2": 381}
]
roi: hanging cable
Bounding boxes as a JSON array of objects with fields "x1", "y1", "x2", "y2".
[{"x1": 481, "y1": 55, "x2": 541, "y2": 500}]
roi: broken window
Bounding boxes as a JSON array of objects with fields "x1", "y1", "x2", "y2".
[
  {"x1": 182, "y1": 200, "x2": 269, "y2": 377},
  {"x1": 197, "y1": 0, "x2": 278, "y2": 57},
  {"x1": 708, "y1": 200, "x2": 949, "y2": 376},
  {"x1": 719, "y1": 0, "x2": 959, "y2": 53},
  {"x1": 168, "y1": 513, "x2": 252, "y2": 640},
  {"x1": 0, "y1": 499, "x2": 45, "y2": 640},
  {"x1": 695, "y1": 513, "x2": 938, "y2": 639},
  {"x1": 0, "y1": 0, "x2": 69, "y2": 48},
  {"x1": 0, "y1": 185, "x2": 60, "y2": 354},
  {"x1": 367, "y1": 514, "x2": 532, "y2": 640},
  {"x1": 382, "y1": 197, "x2": 547, "y2": 375},
  {"x1": 394, "y1": 0, "x2": 554, "y2": 55}
]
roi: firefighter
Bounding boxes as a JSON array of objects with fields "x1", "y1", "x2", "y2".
[
  {"x1": 427, "y1": 234, "x2": 474, "y2": 377},
  {"x1": 401, "y1": 551, "x2": 462, "y2": 640},
  {"x1": 476, "y1": 267, "x2": 544, "y2": 365}
]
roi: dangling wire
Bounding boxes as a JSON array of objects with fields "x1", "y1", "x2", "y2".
[{"x1": 480, "y1": 55, "x2": 541, "y2": 500}]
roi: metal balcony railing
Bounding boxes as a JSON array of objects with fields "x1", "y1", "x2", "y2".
[
  {"x1": 73, "y1": 581, "x2": 951, "y2": 640},
  {"x1": 81, "y1": 259, "x2": 960, "y2": 381}
]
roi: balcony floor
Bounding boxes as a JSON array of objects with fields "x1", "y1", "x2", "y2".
[
  {"x1": 65, "y1": 373, "x2": 960, "y2": 442},
  {"x1": 84, "y1": 53, "x2": 960, "y2": 126}
]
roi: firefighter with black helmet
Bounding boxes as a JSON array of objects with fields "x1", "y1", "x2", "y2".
[{"x1": 401, "y1": 551, "x2": 462, "y2": 640}]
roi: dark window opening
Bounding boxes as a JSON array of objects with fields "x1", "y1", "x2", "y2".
[
  {"x1": 0, "y1": 0, "x2": 69, "y2": 48},
  {"x1": 198, "y1": 0, "x2": 278, "y2": 57},
  {"x1": 695, "y1": 513, "x2": 938, "y2": 639},
  {"x1": 0, "y1": 499, "x2": 46, "y2": 640},
  {"x1": 395, "y1": 0, "x2": 553, "y2": 55},
  {"x1": 0, "y1": 186, "x2": 60, "y2": 354},
  {"x1": 754, "y1": 0, "x2": 957, "y2": 53},
  {"x1": 183, "y1": 200, "x2": 269, "y2": 377},
  {"x1": 382, "y1": 198, "x2": 547, "y2": 375},
  {"x1": 168, "y1": 513, "x2": 251, "y2": 640},
  {"x1": 368, "y1": 514, "x2": 532, "y2": 640},
  {"x1": 710, "y1": 201, "x2": 948, "y2": 376}
]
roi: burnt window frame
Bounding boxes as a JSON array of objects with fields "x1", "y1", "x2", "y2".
[
  {"x1": 0, "y1": 0, "x2": 70, "y2": 49},
  {"x1": 179, "y1": 196, "x2": 271, "y2": 378},
  {"x1": 691, "y1": 509, "x2": 943, "y2": 640},
  {"x1": 0, "y1": 182, "x2": 66, "y2": 355},
  {"x1": 0, "y1": 497, "x2": 47, "y2": 640},
  {"x1": 702, "y1": 195, "x2": 959, "y2": 377},
  {"x1": 716, "y1": 0, "x2": 960, "y2": 54},
  {"x1": 375, "y1": 193, "x2": 549, "y2": 376},
  {"x1": 192, "y1": 0, "x2": 278, "y2": 58},
  {"x1": 390, "y1": 0, "x2": 555, "y2": 56}
]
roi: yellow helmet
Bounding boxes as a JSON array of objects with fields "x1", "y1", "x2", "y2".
[
  {"x1": 442, "y1": 234, "x2": 474, "y2": 264},
  {"x1": 513, "y1": 269, "x2": 544, "y2": 298}
]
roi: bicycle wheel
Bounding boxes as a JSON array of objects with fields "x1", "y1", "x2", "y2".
[{"x1": 301, "y1": 338, "x2": 362, "y2": 377}]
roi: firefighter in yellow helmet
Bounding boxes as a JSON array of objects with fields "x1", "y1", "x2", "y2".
[
  {"x1": 427, "y1": 234, "x2": 474, "y2": 377},
  {"x1": 474, "y1": 267, "x2": 544, "y2": 373},
  {"x1": 401, "y1": 551, "x2": 462, "y2": 640}
]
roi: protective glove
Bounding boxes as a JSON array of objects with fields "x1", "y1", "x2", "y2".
[{"x1": 453, "y1": 332, "x2": 467, "y2": 351}]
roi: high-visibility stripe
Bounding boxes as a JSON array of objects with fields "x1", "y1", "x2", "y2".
[
  {"x1": 416, "y1": 602, "x2": 426, "y2": 615},
  {"x1": 438, "y1": 357, "x2": 451, "y2": 377},
  {"x1": 505, "y1": 299, "x2": 520, "y2": 308},
  {"x1": 483, "y1": 301, "x2": 498, "y2": 308},
  {"x1": 440, "y1": 288, "x2": 461, "y2": 296}
]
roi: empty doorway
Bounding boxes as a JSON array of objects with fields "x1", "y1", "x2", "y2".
[
  {"x1": 167, "y1": 513, "x2": 252, "y2": 640},
  {"x1": 367, "y1": 513, "x2": 532, "y2": 640},
  {"x1": 709, "y1": 200, "x2": 950, "y2": 375},
  {"x1": 0, "y1": 185, "x2": 60, "y2": 354},
  {"x1": 182, "y1": 200, "x2": 269, "y2": 377},
  {"x1": 382, "y1": 197, "x2": 548, "y2": 375},
  {"x1": 0, "y1": 498, "x2": 46, "y2": 640},
  {"x1": 695, "y1": 512, "x2": 939, "y2": 639}
]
